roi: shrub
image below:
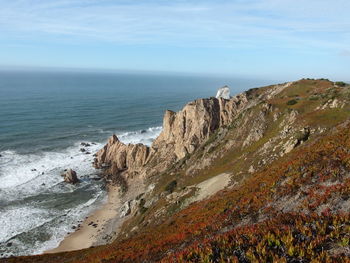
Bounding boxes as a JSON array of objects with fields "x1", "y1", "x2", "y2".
[
  {"x1": 286, "y1": 99, "x2": 298, "y2": 105},
  {"x1": 309, "y1": 96, "x2": 319, "y2": 101},
  {"x1": 335, "y1": 81, "x2": 347, "y2": 87},
  {"x1": 165, "y1": 180, "x2": 177, "y2": 193}
]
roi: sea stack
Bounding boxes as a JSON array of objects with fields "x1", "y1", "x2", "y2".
[{"x1": 62, "y1": 169, "x2": 80, "y2": 184}]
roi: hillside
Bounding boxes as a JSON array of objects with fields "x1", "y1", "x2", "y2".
[{"x1": 2, "y1": 79, "x2": 350, "y2": 263}]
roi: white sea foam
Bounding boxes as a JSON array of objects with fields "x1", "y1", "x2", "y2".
[
  {"x1": 0, "y1": 125, "x2": 162, "y2": 256},
  {"x1": 34, "y1": 192, "x2": 106, "y2": 255},
  {"x1": 0, "y1": 206, "x2": 51, "y2": 243},
  {"x1": 117, "y1": 126, "x2": 162, "y2": 146},
  {"x1": 0, "y1": 142, "x2": 102, "y2": 191}
]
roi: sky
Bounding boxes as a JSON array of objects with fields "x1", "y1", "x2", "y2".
[{"x1": 0, "y1": 0, "x2": 349, "y2": 80}]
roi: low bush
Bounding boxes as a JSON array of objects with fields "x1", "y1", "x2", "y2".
[
  {"x1": 287, "y1": 99, "x2": 298, "y2": 105},
  {"x1": 335, "y1": 81, "x2": 347, "y2": 87},
  {"x1": 165, "y1": 180, "x2": 177, "y2": 193}
]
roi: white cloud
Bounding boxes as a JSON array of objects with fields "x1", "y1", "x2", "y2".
[{"x1": 0, "y1": 0, "x2": 349, "y2": 50}]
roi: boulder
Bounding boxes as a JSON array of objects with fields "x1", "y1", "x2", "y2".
[
  {"x1": 216, "y1": 86, "x2": 230, "y2": 99},
  {"x1": 62, "y1": 169, "x2": 79, "y2": 184}
]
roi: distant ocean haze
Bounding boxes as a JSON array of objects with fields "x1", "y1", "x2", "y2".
[{"x1": 0, "y1": 70, "x2": 272, "y2": 257}]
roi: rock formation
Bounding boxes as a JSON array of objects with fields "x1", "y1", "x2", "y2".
[
  {"x1": 62, "y1": 169, "x2": 79, "y2": 184},
  {"x1": 8, "y1": 79, "x2": 350, "y2": 263},
  {"x1": 93, "y1": 135, "x2": 150, "y2": 176},
  {"x1": 93, "y1": 82, "x2": 296, "y2": 179},
  {"x1": 153, "y1": 95, "x2": 249, "y2": 160},
  {"x1": 93, "y1": 90, "x2": 255, "y2": 179}
]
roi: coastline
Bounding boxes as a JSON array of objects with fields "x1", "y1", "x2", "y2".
[
  {"x1": 46, "y1": 173, "x2": 145, "y2": 254},
  {"x1": 46, "y1": 185, "x2": 121, "y2": 253}
]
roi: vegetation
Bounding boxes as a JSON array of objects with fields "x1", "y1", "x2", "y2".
[
  {"x1": 335, "y1": 81, "x2": 348, "y2": 87},
  {"x1": 286, "y1": 99, "x2": 298, "y2": 105},
  {"x1": 165, "y1": 180, "x2": 178, "y2": 193},
  {"x1": 6, "y1": 118, "x2": 350, "y2": 263},
  {"x1": 2, "y1": 79, "x2": 350, "y2": 263},
  {"x1": 165, "y1": 213, "x2": 350, "y2": 263}
]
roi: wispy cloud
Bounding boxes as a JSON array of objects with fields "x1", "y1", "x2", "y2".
[
  {"x1": 339, "y1": 50, "x2": 350, "y2": 57},
  {"x1": 0, "y1": 0, "x2": 349, "y2": 51}
]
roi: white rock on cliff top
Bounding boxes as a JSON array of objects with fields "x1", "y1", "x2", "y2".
[{"x1": 216, "y1": 86, "x2": 230, "y2": 99}]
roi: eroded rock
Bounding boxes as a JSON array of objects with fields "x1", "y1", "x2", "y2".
[
  {"x1": 94, "y1": 135, "x2": 150, "y2": 176},
  {"x1": 62, "y1": 169, "x2": 80, "y2": 184}
]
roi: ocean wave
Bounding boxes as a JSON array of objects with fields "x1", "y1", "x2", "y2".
[
  {"x1": 0, "y1": 142, "x2": 103, "y2": 191},
  {"x1": 0, "y1": 125, "x2": 161, "y2": 191},
  {"x1": 0, "y1": 125, "x2": 162, "y2": 257},
  {"x1": 0, "y1": 188, "x2": 106, "y2": 257},
  {"x1": 117, "y1": 126, "x2": 162, "y2": 146}
]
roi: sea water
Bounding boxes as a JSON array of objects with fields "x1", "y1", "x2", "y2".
[{"x1": 0, "y1": 70, "x2": 272, "y2": 257}]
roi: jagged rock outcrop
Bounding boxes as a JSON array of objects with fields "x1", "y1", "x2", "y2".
[
  {"x1": 94, "y1": 93, "x2": 253, "y2": 177},
  {"x1": 93, "y1": 81, "x2": 297, "y2": 179},
  {"x1": 61, "y1": 169, "x2": 79, "y2": 184},
  {"x1": 93, "y1": 135, "x2": 150, "y2": 176},
  {"x1": 153, "y1": 95, "x2": 250, "y2": 160}
]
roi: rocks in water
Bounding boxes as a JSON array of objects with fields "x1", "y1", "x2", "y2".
[
  {"x1": 216, "y1": 85, "x2": 230, "y2": 99},
  {"x1": 6, "y1": 242, "x2": 12, "y2": 247},
  {"x1": 81, "y1": 142, "x2": 91, "y2": 147},
  {"x1": 61, "y1": 169, "x2": 80, "y2": 184},
  {"x1": 92, "y1": 177, "x2": 102, "y2": 181},
  {"x1": 31, "y1": 168, "x2": 37, "y2": 172},
  {"x1": 80, "y1": 148, "x2": 86, "y2": 153}
]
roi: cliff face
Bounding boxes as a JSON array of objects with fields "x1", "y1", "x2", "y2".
[
  {"x1": 93, "y1": 92, "x2": 252, "y2": 177},
  {"x1": 4, "y1": 79, "x2": 350, "y2": 263},
  {"x1": 93, "y1": 81, "x2": 291, "y2": 179},
  {"x1": 153, "y1": 95, "x2": 249, "y2": 160}
]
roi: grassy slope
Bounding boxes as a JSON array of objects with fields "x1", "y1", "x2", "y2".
[{"x1": 2, "y1": 80, "x2": 350, "y2": 263}]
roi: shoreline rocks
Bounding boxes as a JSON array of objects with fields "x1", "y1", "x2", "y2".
[{"x1": 61, "y1": 169, "x2": 80, "y2": 184}]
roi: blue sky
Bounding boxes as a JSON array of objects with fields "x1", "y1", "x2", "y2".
[{"x1": 0, "y1": 0, "x2": 349, "y2": 80}]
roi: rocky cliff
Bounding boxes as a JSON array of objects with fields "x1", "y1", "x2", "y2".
[
  {"x1": 93, "y1": 82, "x2": 291, "y2": 179},
  {"x1": 4, "y1": 79, "x2": 350, "y2": 263}
]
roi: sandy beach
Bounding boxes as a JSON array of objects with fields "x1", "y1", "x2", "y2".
[
  {"x1": 46, "y1": 185, "x2": 121, "y2": 253},
  {"x1": 46, "y1": 174, "x2": 145, "y2": 254}
]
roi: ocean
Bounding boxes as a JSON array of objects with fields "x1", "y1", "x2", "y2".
[{"x1": 0, "y1": 70, "x2": 272, "y2": 257}]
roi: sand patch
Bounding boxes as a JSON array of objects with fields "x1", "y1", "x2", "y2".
[
  {"x1": 182, "y1": 173, "x2": 232, "y2": 207},
  {"x1": 46, "y1": 185, "x2": 121, "y2": 253}
]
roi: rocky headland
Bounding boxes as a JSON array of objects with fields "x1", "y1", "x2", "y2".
[{"x1": 4, "y1": 79, "x2": 350, "y2": 263}]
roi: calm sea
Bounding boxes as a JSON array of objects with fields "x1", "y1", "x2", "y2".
[{"x1": 0, "y1": 70, "x2": 272, "y2": 257}]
